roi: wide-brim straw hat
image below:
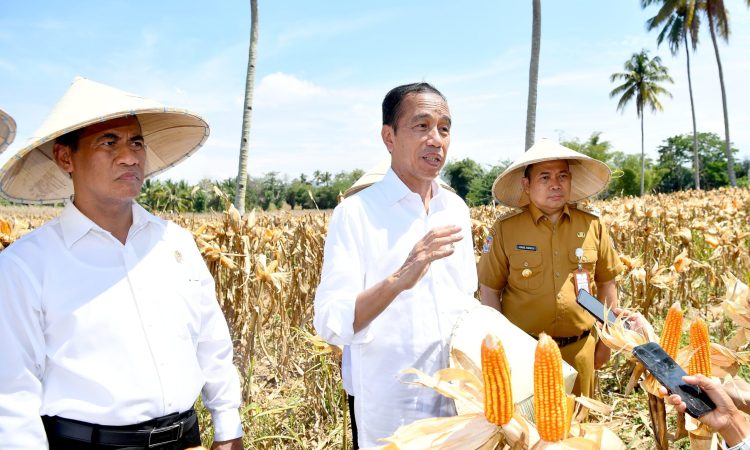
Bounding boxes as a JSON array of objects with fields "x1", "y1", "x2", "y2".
[
  {"x1": 0, "y1": 109, "x2": 16, "y2": 154},
  {"x1": 0, "y1": 76, "x2": 209, "y2": 204},
  {"x1": 492, "y1": 138, "x2": 611, "y2": 208},
  {"x1": 344, "y1": 157, "x2": 454, "y2": 198}
]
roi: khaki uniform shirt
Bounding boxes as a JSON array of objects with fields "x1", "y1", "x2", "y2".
[
  {"x1": 478, "y1": 203, "x2": 623, "y2": 337},
  {"x1": 477, "y1": 203, "x2": 623, "y2": 397}
]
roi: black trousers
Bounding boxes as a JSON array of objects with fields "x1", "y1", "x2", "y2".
[
  {"x1": 43, "y1": 411, "x2": 201, "y2": 450},
  {"x1": 348, "y1": 394, "x2": 358, "y2": 450}
]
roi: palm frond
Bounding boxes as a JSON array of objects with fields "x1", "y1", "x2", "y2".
[{"x1": 609, "y1": 49, "x2": 673, "y2": 120}]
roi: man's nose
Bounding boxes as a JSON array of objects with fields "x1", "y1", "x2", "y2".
[
  {"x1": 116, "y1": 144, "x2": 142, "y2": 166},
  {"x1": 426, "y1": 126, "x2": 444, "y2": 147}
]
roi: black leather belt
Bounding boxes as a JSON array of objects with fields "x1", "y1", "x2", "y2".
[
  {"x1": 530, "y1": 329, "x2": 590, "y2": 347},
  {"x1": 551, "y1": 330, "x2": 590, "y2": 347},
  {"x1": 42, "y1": 409, "x2": 197, "y2": 448}
]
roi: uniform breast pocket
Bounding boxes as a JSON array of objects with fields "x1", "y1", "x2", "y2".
[
  {"x1": 569, "y1": 247, "x2": 598, "y2": 275},
  {"x1": 509, "y1": 251, "x2": 544, "y2": 290}
]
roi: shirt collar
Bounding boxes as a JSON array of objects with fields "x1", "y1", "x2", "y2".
[
  {"x1": 529, "y1": 202, "x2": 571, "y2": 225},
  {"x1": 380, "y1": 167, "x2": 443, "y2": 206},
  {"x1": 59, "y1": 201, "x2": 162, "y2": 248}
]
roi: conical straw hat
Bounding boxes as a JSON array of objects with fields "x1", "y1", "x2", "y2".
[
  {"x1": 492, "y1": 138, "x2": 610, "y2": 208},
  {"x1": 0, "y1": 109, "x2": 16, "y2": 154},
  {"x1": 0, "y1": 77, "x2": 209, "y2": 204},
  {"x1": 343, "y1": 157, "x2": 453, "y2": 198}
]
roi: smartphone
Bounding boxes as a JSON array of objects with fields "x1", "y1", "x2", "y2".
[
  {"x1": 632, "y1": 342, "x2": 716, "y2": 418},
  {"x1": 576, "y1": 289, "x2": 618, "y2": 327}
]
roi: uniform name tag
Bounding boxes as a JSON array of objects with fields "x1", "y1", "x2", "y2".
[{"x1": 516, "y1": 244, "x2": 537, "y2": 251}]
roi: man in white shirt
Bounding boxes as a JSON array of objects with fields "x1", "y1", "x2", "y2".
[
  {"x1": 314, "y1": 82, "x2": 478, "y2": 447},
  {"x1": 0, "y1": 78, "x2": 242, "y2": 449}
]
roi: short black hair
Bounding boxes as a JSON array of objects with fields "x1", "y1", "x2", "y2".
[
  {"x1": 55, "y1": 129, "x2": 82, "y2": 152},
  {"x1": 382, "y1": 82, "x2": 446, "y2": 132}
]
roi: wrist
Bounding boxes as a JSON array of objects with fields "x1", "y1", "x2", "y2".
[
  {"x1": 387, "y1": 270, "x2": 409, "y2": 295},
  {"x1": 718, "y1": 410, "x2": 750, "y2": 447}
]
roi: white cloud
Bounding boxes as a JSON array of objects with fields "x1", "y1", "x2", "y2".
[{"x1": 255, "y1": 72, "x2": 326, "y2": 107}]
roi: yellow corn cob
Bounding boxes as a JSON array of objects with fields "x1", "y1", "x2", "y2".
[
  {"x1": 534, "y1": 333, "x2": 567, "y2": 442},
  {"x1": 659, "y1": 302, "x2": 683, "y2": 359},
  {"x1": 688, "y1": 317, "x2": 712, "y2": 377},
  {"x1": 481, "y1": 334, "x2": 514, "y2": 425}
]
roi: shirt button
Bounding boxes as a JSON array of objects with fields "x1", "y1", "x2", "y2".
[
  {"x1": 554, "y1": 250, "x2": 559, "y2": 256},
  {"x1": 557, "y1": 293, "x2": 562, "y2": 299},
  {"x1": 555, "y1": 271, "x2": 560, "y2": 277},
  {"x1": 524, "y1": 262, "x2": 529, "y2": 267}
]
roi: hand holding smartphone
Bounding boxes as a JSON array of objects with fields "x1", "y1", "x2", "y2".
[{"x1": 632, "y1": 342, "x2": 716, "y2": 418}]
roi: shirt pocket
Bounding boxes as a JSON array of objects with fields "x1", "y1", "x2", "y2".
[
  {"x1": 568, "y1": 247, "x2": 598, "y2": 276},
  {"x1": 163, "y1": 263, "x2": 202, "y2": 348},
  {"x1": 508, "y1": 251, "x2": 543, "y2": 290}
]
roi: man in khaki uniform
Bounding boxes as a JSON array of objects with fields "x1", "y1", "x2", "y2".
[{"x1": 477, "y1": 139, "x2": 623, "y2": 397}]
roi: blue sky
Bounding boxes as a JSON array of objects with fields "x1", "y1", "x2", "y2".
[{"x1": 1, "y1": 1, "x2": 748, "y2": 183}]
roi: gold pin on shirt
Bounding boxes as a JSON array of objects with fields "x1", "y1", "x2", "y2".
[{"x1": 522, "y1": 268, "x2": 532, "y2": 278}]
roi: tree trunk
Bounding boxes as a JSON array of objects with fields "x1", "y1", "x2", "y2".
[
  {"x1": 234, "y1": 0, "x2": 260, "y2": 214},
  {"x1": 640, "y1": 113, "x2": 645, "y2": 196},
  {"x1": 524, "y1": 0, "x2": 541, "y2": 151},
  {"x1": 707, "y1": 12, "x2": 736, "y2": 187},
  {"x1": 684, "y1": 33, "x2": 700, "y2": 190}
]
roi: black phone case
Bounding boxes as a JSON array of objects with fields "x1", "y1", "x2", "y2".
[
  {"x1": 632, "y1": 342, "x2": 716, "y2": 418},
  {"x1": 576, "y1": 289, "x2": 618, "y2": 326}
]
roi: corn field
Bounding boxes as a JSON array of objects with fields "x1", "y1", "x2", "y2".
[{"x1": 2, "y1": 187, "x2": 750, "y2": 449}]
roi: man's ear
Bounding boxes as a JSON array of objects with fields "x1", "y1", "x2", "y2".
[
  {"x1": 53, "y1": 143, "x2": 74, "y2": 174},
  {"x1": 522, "y1": 177, "x2": 530, "y2": 194},
  {"x1": 381, "y1": 125, "x2": 394, "y2": 154}
]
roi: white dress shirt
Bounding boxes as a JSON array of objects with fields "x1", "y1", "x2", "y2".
[
  {"x1": 314, "y1": 168, "x2": 478, "y2": 448},
  {"x1": 0, "y1": 202, "x2": 242, "y2": 449},
  {"x1": 727, "y1": 436, "x2": 750, "y2": 450}
]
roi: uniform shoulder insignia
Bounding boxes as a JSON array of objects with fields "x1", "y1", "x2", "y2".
[
  {"x1": 496, "y1": 207, "x2": 524, "y2": 222},
  {"x1": 574, "y1": 202, "x2": 601, "y2": 217}
]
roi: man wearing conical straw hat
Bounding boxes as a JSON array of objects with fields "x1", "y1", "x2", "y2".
[
  {"x1": 0, "y1": 78, "x2": 242, "y2": 449},
  {"x1": 477, "y1": 139, "x2": 624, "y2": 400}
]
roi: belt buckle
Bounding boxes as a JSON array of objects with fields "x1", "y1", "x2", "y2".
[{"x1": 148, "y1": 421, "x2": 183, "y2": 448}]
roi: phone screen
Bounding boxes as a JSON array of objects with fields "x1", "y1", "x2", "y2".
[
  {"x1": 576, "y1": 289, "x2": 618, "y2": 326},
  {"x1": 632, "y1": 342, "x2": 716, "y2": 418}
]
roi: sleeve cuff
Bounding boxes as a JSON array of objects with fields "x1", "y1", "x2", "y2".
[
  {"x1": 211, "y1": 408, "x2": 243, "y2": 441},
  {"x1": 595, "y1": 264, "x2": 624, "y2": 283},
  {"x1": 315, "y1": 294, "x2": 374, "y2": 346}
]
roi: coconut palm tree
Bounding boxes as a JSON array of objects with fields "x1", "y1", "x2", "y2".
[
  {"x1": 234, "y1": 0, "x2": 259, "y2": 214},
  {"x1": 701, "y1": 0, "x2": 735, "y2": 186},
  {"x1": 642, "y1": 0, "x2": 702, "y2": 189},
  {"x1": 610, "y1": 50, "x2": 674, "y2": 196},
  {"x1": 525, "y1": 0, "x2": 541, "y2": 151}
]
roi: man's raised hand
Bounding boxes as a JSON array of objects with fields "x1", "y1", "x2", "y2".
[{"x1": 392, "y1": 225, "x2": 463, "y2": 291}]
